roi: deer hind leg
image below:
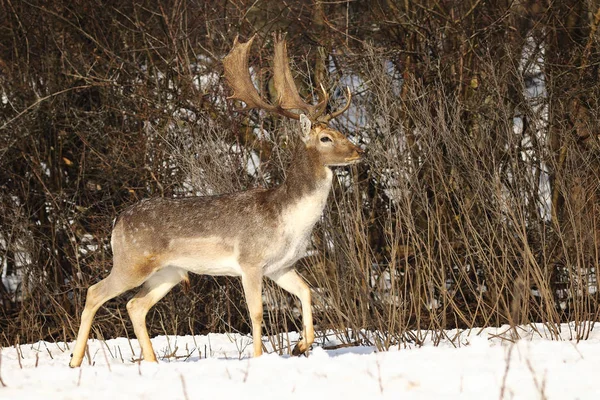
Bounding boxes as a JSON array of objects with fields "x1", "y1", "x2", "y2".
[
  {"x1": 126, "y1": 267, "x2": 187, "y2": 363},
  {"x1": 268, "y1": 268, "x2": 313, "y2": 356},
  {"x1": 241, "y1": 270, "x2": 264, "y2": 357},
  {"x1": 69, "y1": 271, "x2": 142, "y2": 368}
]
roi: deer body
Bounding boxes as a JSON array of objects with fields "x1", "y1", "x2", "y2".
[
  {"x1": 69, "y1": 35, "x2": 361, "y2": 367},
  {"x1": 112, "y1": 144, "x2": 333, "y2": 280}
]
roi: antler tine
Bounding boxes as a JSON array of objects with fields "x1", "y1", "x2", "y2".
[
  {"x1": 223, "y1": 34, "x2": 344, "y2": 122},
  {"x1": 312, "y1": 83, "x2": 329, "y2": 121},
  {"x1": 321, "y1": 86, "x2": 352, "y2": 123},
  {"x1": 273, "y1": 33, "x2": 325, "y2": 119},
  {"x1": 223, "y1": 35, "x2": 299, "y2": 119}
]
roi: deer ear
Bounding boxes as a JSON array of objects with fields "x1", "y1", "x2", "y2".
[{"x1": 300, "y1": 114, "x2": 312, "y2": 141}]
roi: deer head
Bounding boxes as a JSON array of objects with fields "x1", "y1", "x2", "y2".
[{"x1": 222, "y1": 34, "x2": 360, "y2": 168}]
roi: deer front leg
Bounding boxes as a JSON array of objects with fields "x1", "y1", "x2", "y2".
[
  {"x1": 268, "y1": 268, "x2": 313, "y2": 356},
  {"x1": 241, "y1": 270, "x2": 264, "y2": 357}
]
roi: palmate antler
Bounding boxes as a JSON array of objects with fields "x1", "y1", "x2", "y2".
[{"x1": 223, "y1": 33, "x2": 351, "y2": 123}]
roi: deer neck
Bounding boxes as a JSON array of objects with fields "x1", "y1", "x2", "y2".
[{"x1": 279, "y1": 144, "x2": 332, "y2": 208}]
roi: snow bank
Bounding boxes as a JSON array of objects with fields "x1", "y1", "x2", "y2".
[{"x1": 2, "y1": 324, "x2": 600, "y2": 399}]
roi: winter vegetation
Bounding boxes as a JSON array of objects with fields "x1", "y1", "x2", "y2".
[{"x1": 1, "y1": 0, "x2": 600, "y2": 397}]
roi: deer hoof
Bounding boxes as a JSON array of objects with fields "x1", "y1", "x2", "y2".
[{"x1": 292, "y1": 342, "x2": 308, "y2": 356}]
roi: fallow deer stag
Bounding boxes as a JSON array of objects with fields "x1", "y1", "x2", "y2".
[{"x1": 69, "y1": 34, "x2": 362, "y2": 367}]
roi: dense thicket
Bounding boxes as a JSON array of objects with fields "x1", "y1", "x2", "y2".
[{"x1": 1, "y1": 0, "x2": 599, "y2": 348}]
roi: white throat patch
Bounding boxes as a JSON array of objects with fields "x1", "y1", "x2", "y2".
[
  {"x1": 284, "y1": 171, "x2": 332, "y2": 233},
  {"x1": 265, "y1": 168, "x2": 333, "y2": 275}
]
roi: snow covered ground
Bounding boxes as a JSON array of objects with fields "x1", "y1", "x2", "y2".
[{"x1": 2, "y1": 323, "x2": 600, "y2": 399}]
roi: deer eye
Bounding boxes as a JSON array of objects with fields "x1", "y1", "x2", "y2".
[{"x1": 320, "y1": 136, "x2": 332, "y2": 143}]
